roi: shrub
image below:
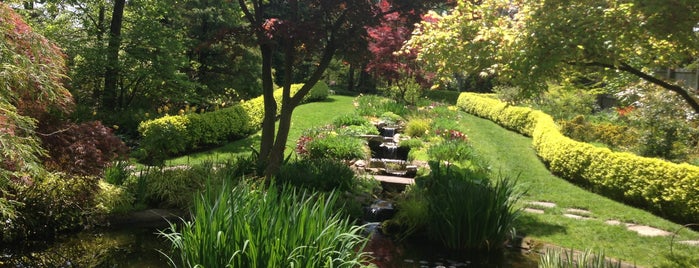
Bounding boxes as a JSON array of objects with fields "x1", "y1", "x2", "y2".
[
  {"x1": 379, "y1": 112, "x2": 405, "y2": 125},
  {"x1": 336, "y1": 124, "x2": 380, "y2": 136},
  {"x1": 302, "y1": 80, "x2": 330, "y2": 103},
  {"x1": 333, "y1": 113, "x2": 371, "y2": 127},
  {"x1": 94, "y1": 181, "x2": 135, "y2": 214},
  {"x1": 3, "y1": 174, "x2": 101, "y2": 242},
  {"x1": 276, "y1": 158, "x2": 356, "y2": 192},
  {"x1": 306, "y1": 135, "x2": 369, "y2": 161},
  {"x1": 404, "y1": 118, "x2": 431, "y2": 138},
  {"x1": 424, "y1": 90, "x2": 461, "y2": 104},
  {"x1": 160, "y1": 182, "x2": 370, "y2": 268},
  {"x1": 355, "y1": 95, "x2": 409, "y2": 117},
  {"x1": 456, "y1": 92, "x2": 699, "y2": 223},
  {"x1": 137, "y1": 84, "x2": 326, "y2": 163},
  {"x1": 398, "y1": 138, "x2": 423, "y2": 150},
  {"x1": 40, "y1": 121, "x2": 129, "y2": 176}
]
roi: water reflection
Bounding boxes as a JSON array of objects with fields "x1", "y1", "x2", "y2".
[{"x1": 1, "y1": 227, "x2": 172, "y2": 267}]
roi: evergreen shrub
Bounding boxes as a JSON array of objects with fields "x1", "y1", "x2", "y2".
[
  {"x1": 456, "y1": 92, "x2": 699, "y2": 223},
  {"x1": 138, "y1": 83, "x2": 328, "y2": 163}
]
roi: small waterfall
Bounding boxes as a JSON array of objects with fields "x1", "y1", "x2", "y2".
[
  {"x1": 381, "y1": 143, "x2": 398, "y2": 159},
  {"x1": 381, "y1": 127, "x2": 395, "y2": 138}
]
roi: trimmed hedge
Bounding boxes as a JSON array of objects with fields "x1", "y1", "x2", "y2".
[
  {"x1": 456, "y1": 92, "x2": 699, "y2": 223},
  {"x1": 138, "y1": 82, "x2": 329, "y2": 161}
]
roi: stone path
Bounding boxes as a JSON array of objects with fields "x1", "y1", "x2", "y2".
[{"x1": 522, "y1": 201, "x2": 699, "y2": 245}]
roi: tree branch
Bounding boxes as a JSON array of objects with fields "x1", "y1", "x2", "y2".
[{"x1": 569, "y1": 60, "x2": 699, "y2": 114}]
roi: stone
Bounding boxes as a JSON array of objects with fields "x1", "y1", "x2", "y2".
[
  {"x1": 605, "y1": 219, "x2": 622, "y2": 225},
  {"x1": 524, "y1": 208, "x2": 545, "y2": 214},
  {"x1": 566, "y1": 208, "x2": 592, "y2": 215},
  {"x1": 529, "y1": 201, "x2": 556, "y2": 208},
  {"x1": 678, "y1": 240, "x2": 699, "y2": 246},
  {"x1": 626, "y1": 224, "x2": 672, "y2": 237},
  {"x1": 563, "y1": 213, "x2": 590, "y2": 220}
]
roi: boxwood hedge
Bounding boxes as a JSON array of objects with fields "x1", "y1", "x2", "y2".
[
  {"x1": 456, "y1": 92, "x2": 699, "y2": 223},
  {"x1": 138, "y1": 82, "x2": 329, "y2": 162}
]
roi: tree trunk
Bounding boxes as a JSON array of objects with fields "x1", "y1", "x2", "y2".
[
  {"x1": 257, "y1": 43, "x2": 277, "y2": 174},
  {"x1": 103, "y1": 0, "x2": 125, "y2": 111},
  {"x1": 348, "y1": 64, "x2": 355, "y2": 92}
]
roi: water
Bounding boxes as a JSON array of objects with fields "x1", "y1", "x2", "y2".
[
  {"x1": 365, "y1": 232, "x2": 540, "y2": 268},
  {"x1": 1, "y1": 226, "x2": 173, "y2": 267}
]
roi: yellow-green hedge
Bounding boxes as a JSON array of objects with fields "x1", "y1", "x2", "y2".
[
  {"x1": 138, "y1": 82, "x2": 329, "y2": 161},
  {"x1": 457, "y1": 92, "x2": 699, "y2": 223}
]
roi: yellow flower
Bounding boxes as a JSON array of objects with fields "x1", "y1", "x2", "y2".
[{"x1": 112, "y1": 125, "x2": 119, "y2": 130}]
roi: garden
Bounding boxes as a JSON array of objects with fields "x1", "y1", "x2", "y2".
[{"x1": 2, "y1": 0, "x2": 699, "y2": 267}]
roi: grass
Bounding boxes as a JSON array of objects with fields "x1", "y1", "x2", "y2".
[
  {"x1": 160, "y1": 181, "x2": 370, "y2": 267},
  {"x1": 459, "y1": 112, "x2": 699, "y2": 267},
  {"x1": 163, "y1": 95, "x2": 357, "y2": 166},
  {"x1": 156, "y1": 94, "x2": 699, "y2": 266}
]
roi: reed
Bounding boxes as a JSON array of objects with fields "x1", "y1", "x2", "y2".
[
  {"x1": 159, "y1": 181, "x2": 371, "y2": 268},
  {"x1": 426, "y1": 170, "x2": 523, "y2": 253}
]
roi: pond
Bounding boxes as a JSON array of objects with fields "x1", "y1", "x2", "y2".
[{"x1": 1, "y1": 224, "x2": 539, "y2": 267}]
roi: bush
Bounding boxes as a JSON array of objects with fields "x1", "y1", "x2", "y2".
[
  {"x1": 305, "y1": 135, "x2": 369, "y2": 161},
  {"x1": 94, "y1": 181, "x2": 135, "y2": 214},
  {"x1": 302, "y1": 80, "x2": 331, "y2": 103},
  {"x1": 3, "y1": 174, "x2": 101, "y2": 242},
  {"x1": 138, "y1": 84, "x2": 326, "y2": 163},
  {"x1": 424, "y1": 90, "x2": 461, "y2": 104},
  {"x1": 276, "y1": 158, "x2": 356, "y2": 192},
  {"x1": 333, "y1": 113, "x2": 371, "y2": 127},
  {"x1": 354, "y1": 95, "x2": 409, "y2": 117},
  {"x1": 456, "y1": 92, "x2": 699, "y2": 223},
  {"x1": 335, "y1": 124, "x2": 380, "y2": 136},
  {"x1": 160, "y1": 182, "x2": 370, "y2": 268},
  {"x1": 404, "y1": 118, "x2": 431, "y2": 138},
  {"x1": 40, "y1": 121, "x2": 129, "y2": 176}
]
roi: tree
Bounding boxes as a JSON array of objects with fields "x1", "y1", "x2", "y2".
[
  {"x1": 0, "y1": 3, "x2": 73, "y2": 181},
  {"x1": 366, "y1": 0, "x2": 433, "y2": 104},
  {"x1": 237, "y1": 0, "x2": 442, "y2": 176},
  {"x1": 407, "y1": 0, "x2": 699, "y2": 113}
]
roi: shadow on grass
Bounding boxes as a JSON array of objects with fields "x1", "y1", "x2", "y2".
[
  {"x1": 515, "y1": 214, "x2": 567, "y2": 237},
  {"x1": 165, "y1": 134, "x2": 261, "y2": 165}
]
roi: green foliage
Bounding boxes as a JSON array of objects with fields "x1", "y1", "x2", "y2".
[
  {"x1": 302, "y1": 80, "x2": 331, "y2": 103},
  {"x1": 425, "y1": 172, "x2": 522, "y2": 252},
  {"x1": 305, "y1": 135, "x2": 369, "y2": 161},
  {"x1": 333, "y1": 113, "x2": 371, "y2": 127},
  {"x1": 104, "y1": 161, "x2": 131, "y2": 186},
  {"x1": 559, "y1": 115, "x2": 637, "y2": 151},
  {"x1": 457, "y1": 92, "x2": 699, "y2": 223},
  {"x1": 424, "y1": 90, "x2": 461, "y2": 104},
  {"x1": 137, "y1": 84, "x2": 320, "y2": 163},
  {"x1": 4, "y1": 174, "x2": 100, "y2": 242},
  {"x1": 94, "y1": 181, "x2": 135, "y2": 214},
  {"x1": 354, "y1": 95, "x2": 409, "y2": 117},
  {"x1": 398, "y1": 138, "x2": 424, "y2": 150},
  {"x1": 380, "y1": 78, "x2": 425, "y2": 105},
  {"x1": 276, "y1": 158, "x2": 356, "y2": 192},
  {"x1": 0, "y1": 4, "x2": 73, "y2": 181},
  {"x1": 379, "y1": 112, "x2": 405, "y2": 126},
  {"x1": 335, "y1": 124, "x2": 380, "y2": 136},
  {"x1": 539, "y1": 248, "x2": 622, "y2": 268},
  {"x1": 160, "y1": 182, "x2": 370, "y2": 268},
  {"x1": 533, "y1": 85, "x2": 598, "y2": 121}
]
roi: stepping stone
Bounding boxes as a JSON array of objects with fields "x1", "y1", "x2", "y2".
[
  {"x1": 625, "y1": 224, "x2": 672, "y2": 237},
  {"x1": 563, "y1": 213, "x2": 590, "y2": 220},
  {"x1": 529, "y1": 201, "x2": 556, "y2": 208},
  {"x1": 605, "y1": 219, "x2": 622, "y2": 225},
  {"x1": 524, "y1": 208, "x2": 545, "y2": 214},
  {"x1": 678, "y1": 240, "x2": 699, "y2": 246},
  {"x1": 566, "y1": 208, "x2": 591, "y2": 215}
]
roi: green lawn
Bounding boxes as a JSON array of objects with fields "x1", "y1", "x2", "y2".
[
  {"x1": 161, "y1": 94, "x2": 699, "y2": 266},
  {"x1": 460, "y1": 112, "x2": 699, "y2": 267},
  {"x1": 164, "y1": 95, "x2": 357, "y2": 166}
]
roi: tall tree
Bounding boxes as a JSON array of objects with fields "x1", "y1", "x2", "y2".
[
  {"x1": 407, "y1": 0, "x2": 699, "y2": 113},
  {"x1": 237, "y1": 0, "x2": 442, "y2": 176},
  {"x1": 102, "y1": 0, "x2": 125, "y2": 111}
]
